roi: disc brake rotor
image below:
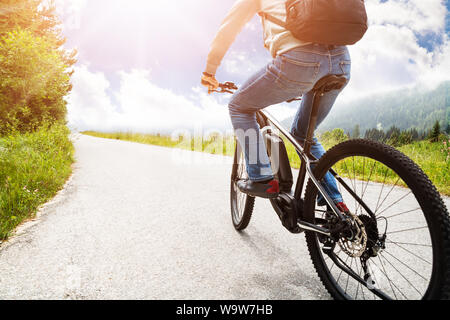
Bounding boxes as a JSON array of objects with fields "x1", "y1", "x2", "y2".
[{"x1": 338, "y1": 213, "x2": 368, "y2": 258}]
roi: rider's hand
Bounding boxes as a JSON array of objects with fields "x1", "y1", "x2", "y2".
[{"x1": 201, "y1": 72, "x2": 219, "y2": 93}]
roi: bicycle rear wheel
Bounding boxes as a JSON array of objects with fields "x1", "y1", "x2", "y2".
[
  {"x1": 304, "y1": 139, "x2": 450, "y2": 300},
  {"x1": 230, "y1": 142, "x2": 255, "y2": 231}
]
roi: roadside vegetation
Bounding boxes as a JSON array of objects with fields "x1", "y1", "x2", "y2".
[
  {"x1": 0, "y1": 0, "x2": 75, "y2": 240},
  {"x1": 287, "y1": 128, "x2": 449, "y2": 195},
  {"x1": 0, "y1": 124, "x2": 74, "y2": 239},
  {"x1": 83, "y1": 131, "x2": 238, "y2": 157},
  {"x1": 83, "y1": 127, "x2": 450, "y2": 196}
]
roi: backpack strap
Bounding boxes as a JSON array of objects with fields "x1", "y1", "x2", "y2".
[{"x1": 258, "y1": 12, "x2": 287, "y2": 28}]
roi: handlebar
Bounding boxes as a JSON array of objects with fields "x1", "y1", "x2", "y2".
[
  {"x1": 208, "y1": 82, "x2": 238, "y2": 94},
  {"x1": 210, "y1": 81, "x2": 302, "y2": 103}
]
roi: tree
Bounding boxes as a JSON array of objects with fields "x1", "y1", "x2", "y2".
[
  {"x1": 0, "y1": 0, "x2": 77, "y2": 66},
  {"x1": 0, "y1": 0, "x2": 76, "y2": 67},
  {"x1": 364, "y1": 128, "x2": 385, "y2": 142},
  {"x1": 429, "y1": 120, "x2": 441, "y2": 142},
  {"x1": 0, "y1": 0, "x2": 75, "y2": 134},
  {"x1": 0, "y1": 29, "x2": 71, "y2": 134},
  {"x1": 352, "y1": 124, "x2": 361, "y2": 139},
  {"x1": 410, "y1": 128, "x2": 419, "y2": 141},
  {"x1": 398, "y1": 130, "x2": 412, "y2": 146},
  {"x1": 321, "y1": 128, "x2": 349, "y2": 145},
  {"x1": 385, "y1": 126, "x2": 401, "y2": 146}
]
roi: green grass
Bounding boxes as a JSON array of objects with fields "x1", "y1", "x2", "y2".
[
  {"x1": 83, "y1": 131, "x2": 449, "y2": 196},
  {"x1": 0, "y1": 123, "x2": 74, "y2": 240},
  {"x1": 397, "y1": 141, "x2": 449, "y2": 195},
  {"x1": 82, "y1": 131, "x2": 237, "y2": 157},
  {"x1": 287, "y1": 138, "x2": 449, "y2": 196}
]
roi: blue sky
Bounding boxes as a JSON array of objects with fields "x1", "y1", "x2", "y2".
[{"x1": 56, "y1": 0, "x2": 450, "y2": 133}]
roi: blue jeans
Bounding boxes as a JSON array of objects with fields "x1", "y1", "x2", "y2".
[{"x1": 229, "y1": 43, "x2": 351, "y2": 205}]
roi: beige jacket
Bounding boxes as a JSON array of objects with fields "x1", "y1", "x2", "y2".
[{"x1": 205, "y1": 0, "x2": 309, "y2": 75}]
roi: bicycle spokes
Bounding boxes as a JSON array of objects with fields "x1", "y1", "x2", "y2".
[
  {"x1": 230, "y1": 144, "x2": 254, "y2": 231},
  {"x1": 317, "y1": 156, "x2": 433, "y2": 300}
]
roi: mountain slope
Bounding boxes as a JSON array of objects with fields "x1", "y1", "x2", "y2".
[{"x1": 282, "y1": 81, "x2": 449, "y2": 135}]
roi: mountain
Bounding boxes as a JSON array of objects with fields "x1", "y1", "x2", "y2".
[{"x1": 282, "y1": 81, "x2": 449, "y2": 136}]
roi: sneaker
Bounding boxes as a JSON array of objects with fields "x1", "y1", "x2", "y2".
[
  {"x1": 336, "y1": 202, "x2": 350, "y2": 214},
  {"x1": 237, "y1": 179, "x2": 280, "y2": 199},
  {"x1": 326, "y1": 201, "x2": 350, "y2": 215}
]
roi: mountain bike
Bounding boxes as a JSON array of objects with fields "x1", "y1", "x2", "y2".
[{"x1": 213, "y1": 76, "x2": 450, "y2": 300}]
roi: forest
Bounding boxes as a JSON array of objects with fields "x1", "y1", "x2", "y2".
[{"x1": 316, "y1": 81, "x2": 449, "y2": 137}]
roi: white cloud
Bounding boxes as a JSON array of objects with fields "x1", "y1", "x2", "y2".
[
  {"x1": 366, "y1": 0, "x2": 446, "y2": 34},
  {"x1": 66, "y1": 65, "x2": 119, "y2": 132},
  {"x1": 67, "y1": 66, "x2": 231, "y2": 133},
  {"x1": 67, "y1": 65, "x2": 295, "y2": 133},
  {"x1": 55, "y1": 0, "x2": 87, "y2": 30},
  {"x1": 338, "y1": 0, "x2": 449, "y2": 102},
  {"x1": 223, "y1": 50, "x2": 268, "y2": 76}
]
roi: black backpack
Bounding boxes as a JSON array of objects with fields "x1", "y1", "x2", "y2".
[{"x1": 259, "y1": 0, "x2": 368, "y2": 46}]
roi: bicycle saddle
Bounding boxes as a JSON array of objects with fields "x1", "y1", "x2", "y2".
[{"x1": 313, "y1": 75, "x2": 348, "y2": 93}]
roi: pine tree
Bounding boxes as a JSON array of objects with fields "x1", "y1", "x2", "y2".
[
  {"x1": 364, "y1": 128, "x2": 385, "y2": 142},
  {"x1": 352, "y1": 124, "x2": 361, "y2": 139},
  {"x1": 429, "y1": 120, "x2": 441, "y2": 142},
  {"x1": 410, "y1": 128, "x2": 419, "y2": 141}
]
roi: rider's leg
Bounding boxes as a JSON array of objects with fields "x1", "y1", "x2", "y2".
[
  {"x1": 228, "y1": 66, "x2": 277, "y2": 183},
  {"x1": 229, "y1": 55, "x2": 319, "y2": 197},
  {"x1": 290, "y1": 45, "x2": 351, "y2": 206},
  {"x1": 291, "y1": 90, "x2": 345, "y2": 206}
]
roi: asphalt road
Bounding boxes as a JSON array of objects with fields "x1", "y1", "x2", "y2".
[{"x1": 0, "y1": 134, "x2": 449, "y2": 300}]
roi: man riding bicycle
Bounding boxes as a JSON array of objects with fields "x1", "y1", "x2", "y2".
[
  {"x1": 201, "y1": 0, "x2": 352, "y2": 211},
  {"x1": 199, "y1": 1, "x2": 450, "y2": 301}
]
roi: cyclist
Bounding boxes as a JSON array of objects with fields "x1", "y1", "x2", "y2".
[{"x1": 201, "y1": 0, "x2": 351, "y2": 211}]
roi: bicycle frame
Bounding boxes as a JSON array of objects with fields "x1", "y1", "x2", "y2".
[
  {"x1": 216, "y1": 80, "x2": 377, "y2": 235},
  {"x1": 257, "y1": 109, "x2": 377, "y2": 236}
]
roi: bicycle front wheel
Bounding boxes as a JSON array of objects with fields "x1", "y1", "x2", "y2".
[
  {"x1": 304, "y1": 139, "x2": 450, "y2": 300},
  {"x1": 230, "y1": 143, "x2": 255, "y2": 231}
]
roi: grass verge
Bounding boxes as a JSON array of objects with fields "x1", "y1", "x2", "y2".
[
  {"x1": 285, "y1": 138, "x2": 450, "y2": 196},
  {"x1": 83, "y1": 131, "x2": 449, "y2": 196},
  {"x1": 0, "y1": 123, "x2": 74, "y2": 240}
]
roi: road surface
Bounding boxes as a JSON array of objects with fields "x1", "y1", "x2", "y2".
[{"x1": 0, "y1": 134, "x2": 448, "y2": 299}]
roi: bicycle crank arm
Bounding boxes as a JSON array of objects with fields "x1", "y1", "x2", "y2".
[{"x1": 297, "y1": 221, "x2": 331, "y2": 236}]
